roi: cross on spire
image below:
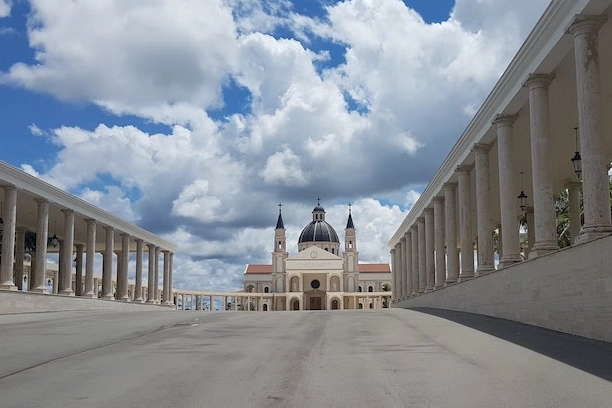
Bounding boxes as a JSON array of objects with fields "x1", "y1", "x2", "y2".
[
  {"x1": 278, "y1": 202, "x2": 283, "y2": 213},
  {"x1": 317, "y1": 197, "x2": 321, "y2": 206},
  {"x1": 348, "y1": 202, "x2": 352, "y2": 213}
]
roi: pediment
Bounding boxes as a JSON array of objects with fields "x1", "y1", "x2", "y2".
[{"x1": 287, "y1": 245, "x2": 342, "y2": 261}]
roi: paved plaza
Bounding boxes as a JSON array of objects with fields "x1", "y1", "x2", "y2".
[{"x1": 0, "y1": 308, "x2": 611, "y2": 408}]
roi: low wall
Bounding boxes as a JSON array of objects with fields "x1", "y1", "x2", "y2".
[
  {"x1": 0, "y1": 291, "x2": 174, "y2": 314},
  {"x1": 394, "y1": 233, "x2": 612, "y2": 342}
]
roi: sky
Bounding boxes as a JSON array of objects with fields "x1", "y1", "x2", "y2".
[{"x1": 0, "y1": 0, "x2": 551, "y2": 291}]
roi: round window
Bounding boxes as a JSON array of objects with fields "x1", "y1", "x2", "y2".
[{"x1": 311, "y1": 279, "x2": 320, "y2": 289}]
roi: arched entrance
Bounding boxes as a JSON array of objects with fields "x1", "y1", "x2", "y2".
[
  {"x1": 331, "y1": 299, "x2": 339, "y2": 310},
  {"x1": 291, "y1": 298, "x2": 300, "y2": 310},
  {"x1": 263, "y1": 304, "x2": 268, "y2": 311}
]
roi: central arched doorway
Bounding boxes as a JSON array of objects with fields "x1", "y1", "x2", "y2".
[
  {"x1": 291, "y1": 298, "x2": 300, "y2": 310},
  {"x1": 331, "y1": 299, "x2": 339, "y2": 310}
]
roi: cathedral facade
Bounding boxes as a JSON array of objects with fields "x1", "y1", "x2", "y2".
[{"x1": 244, "y1": 203, "x2": 391, "y2": 311}]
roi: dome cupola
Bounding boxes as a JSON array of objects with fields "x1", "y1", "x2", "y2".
[{"x1": 297, "y1": 199, "x2": 340, "y2": 254}]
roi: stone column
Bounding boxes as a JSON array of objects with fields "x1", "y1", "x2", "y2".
[
  {"x1": 59, "y1": 209, "x2": 75, "y2": 295},
  {"x1": 457, "y1": 165, "x2": 474, "y2": 280},
  {"x1": 83, "y1": 219, "x2": 96, "y2": 298},
  {"x1": 390, "y1": 248, "x2": 397, "y2": 301},
  {"x1": 417, "y1": 217, "x2": 426, "y2": 293},
  {"x1": 424, "y1": 208, "x2": 435, "y2": 292},
  {"x1": 31, "y1": 198, "x2": 49, "y2": 293},
  {"x1": 169, "y1": 252, "x2": 174, "y2": 305},
  {"x1": 134, "y1": 238, "x2": 143, "y2": 302},
  {"x1": 525, "y1": 206, "x2": 535, "y2": 259},
  {"x1": 568, "y1": 15, "x2": 612, "y2": 242},
  {"x1": 472, "y1": 143, "x2": 495, "y2": 274},
  {"x1": 0, "y1": 186, "x2": 17, "y2": 290},
  {"x1": 163, "y1": 250, "x2": 171, "y2": 305},
  {"x1": 102, "y1": 226, "x2": 114, "y2": 299},
  {"x1": 444, "y1": 183, "x2": 459, "y2": 284},
  {"x1": 410, "y1": 224, "x2": 419, "y2": 295},
  {"x1": 493, "y1": 114, "x2": 523, "y2": 266},
  {"x1": 403, "y1": 230, "x2": 412, "y2": 296},
  {"x1": 567, "y1": 182, "x2": 582, "y2": 245},
  {"x1": 118, "y1": 233, "x2": 130, "y2": 301},
  {"x1": 433, "y1": 197, "x2": 446, "y2": 289},
  {"x1": 146, "y1": 243, "x2": 155, "y2": 303},
  {"x1": 75, "y1": 244, "x2": 83, "y2": 296},
  {"x1": 154, "y1": 246, "x2": 160, "y2": 303},
  {"x1": 15, "y1": 226, "x2": 26, "y2": 291},
  {"x1": 397, "y1": 239, "x2": 404, "y2": 299},
  {"x1": 524, "y1": 73, "x2": 559, "y2": 256}
]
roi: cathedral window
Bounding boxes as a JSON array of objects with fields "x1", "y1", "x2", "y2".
[
  {"x1": 358, "y1": 286, "x2": 363, "y2": 292},
  {"x1": 368, "y1": 286, "x2": 374, "y2": 292},
  {"x1": 264, "y1": 287, "x2": 269, "y2": 293}
]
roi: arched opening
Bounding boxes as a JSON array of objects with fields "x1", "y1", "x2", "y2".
[
  {"x1": 246, "y1": 284, "x2": 255, "y2": 293},
  {"x1": 263, "y1": 303, "x2": 268, "y2": 311},
  {"x1": 330, "y1": 276, "x2": 340, "y2": 292},
  {"x1": 358, "y1": 286, "x2": 363, "y2": 292},
  {"x1": 278, "y1": 241, "x2": 282, "y2": 249},
  {"x1": 331, "y1": 299, "x2": 339, "y2": 310},
  {"x1": 264, "y1": 287, "x2": 269, "y2": 293},
  {"x1": 291, "y1": 299, "x2": 300, "y2": 310},
  {"x1": 331, "y1": 248, "x2": 335, "y2": 254},
  {"x1": 358, "y1": 303, "x2": 363, "y2": 309},
  {"x1": 368, "y1": 286, "x2": 374, "y2": 292},
  {"x1": 290, "y1": 276, "x2": 299, "y2": 292},
  {"x1": 369, "y1": 302, "x2": 374, "y2": 309}
]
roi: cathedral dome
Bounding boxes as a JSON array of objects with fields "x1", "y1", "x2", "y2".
[{"x1": 298, "y1": 220, "x2": 340, "y2": 244}]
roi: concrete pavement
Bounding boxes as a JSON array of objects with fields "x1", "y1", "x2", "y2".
[{"x1": 0, "y1": 308, "x2": 610, "y2": 407}]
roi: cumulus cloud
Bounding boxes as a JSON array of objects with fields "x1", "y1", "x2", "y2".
[
  {"x1": 0, "y1": 0, "x2": 10, "y2": 18},
  {"x1": 3, "y1": 0, "x2": 551, "y2": 290}
]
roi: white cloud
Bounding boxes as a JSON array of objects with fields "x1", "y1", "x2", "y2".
[
  {"x1": 0, "y1": 0, "x2": 10, "y2": 18},
  {"x1": 261, "y1": 147, "x2": 308, "y2": 186}
]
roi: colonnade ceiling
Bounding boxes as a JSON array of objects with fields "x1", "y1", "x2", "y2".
[
  {"x1": 0, "y1": 162, "x2": 174, "y2": 253},
  {"x1": 390, "y1": 1, "x2": 612, "y2": 247}
]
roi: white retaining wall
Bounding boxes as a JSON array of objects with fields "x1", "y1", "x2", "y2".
[
  {"x1": 0, "y1": 291, "x2": 173, "y2": 314},
  {"x1": 394, "y1": 234, "x2": 612, "y2": 342}
]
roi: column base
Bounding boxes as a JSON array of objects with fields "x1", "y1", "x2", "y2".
[
  {"x1": 476, "y1": 265, "x2": 495, "y2": 275},
  {"x1": 445, "y1": 278, "x2": 458, "y2": 285},
  {"x1": 30, "y1": 286, "x2": 49, "y2": 294},
  {"x1": 120, "y1": 296, "x2": 131, "y2": 302},
  {"x1": 529, "y1": 241, "x2": 559, "y2": 258},
  {"x1": 82, "y1": 291, "x2": 97, "y2": 298},
  {"x1": 134, "y1": 297, "x2": 144, "y2": 303},
  {"x1": 498, "y1": 255, "x2": 522, "y2": 268},
  {"x1": 458, "y1": 272, "x2": 474, "y2": 282},
  {"x1": 417, "y1": 288, "x2": 425, "y2": 294},
  {"x1": 425, "y1": 285, "x2": 434, "y2": 292},
  {"x1": 102, "y1": 294, "x2": 114, "y2": 300},
  {"x1": 575, "y1": 227, "x2": 612, "y2": 245},
  {"x1": 411, "y1": 291, "x2": 418, "y2": 296},
  {"x1": 60, "y1": 289, "x2": 75, "y2": 296},
  {"x1": 146, "y1": 299, "x2": 156, "y2": 304},
  {"x1": 434, "y1": 283, "x2": 444, "y2": 289},
  {"x1": 0, "y1": 283, "x2": 18, "y2": 291}
]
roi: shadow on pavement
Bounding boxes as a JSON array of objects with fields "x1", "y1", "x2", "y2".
[{"x1": 410, "y1": 307, "x2": 612, "y2": 383}]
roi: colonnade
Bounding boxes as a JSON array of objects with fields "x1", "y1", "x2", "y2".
[
  {"x1": 0, "y1": 175, "x2": 175, "y2": 306},
  {"x1": 391, "y1": 14, "x2": 612, "y2": 302}
]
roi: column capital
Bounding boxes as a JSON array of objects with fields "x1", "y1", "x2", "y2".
[
  {"x1": 394, "y1": 242, "x2": 401, "y2": 249},
  {"x1": 75, "y1": 243, "x2": 84, "y2": 249},
  {"x1": 103, "y1": 225, "x2": 114, "y2": 232},
  {"x1": 522, "y1": 73, "x2": 555, "y2": 89},
  {"x1": 403, "y1": 230, "x2": 411, "y2": 239},
  {"x1": 390, "y1": 248, "x2": 396, "y2": 255},
  {"x1": 162, "y1": 249, "x2": 170, "y2": 254},
  {"x1": 60, "y1": 208, "x2": 75, "y2": 215},
  {"x1": 410, "y1": 223, "x2": 418, "y2": 232},
  {"x1": 34, "y1": 197, "x2": 49, "y2": 204},
  {"x1": 432, "y1": 196, "x2": 444, "y2": 204},
  {"x1": 417, "y1": 216, "x2": 425, "y2": 223},
  {"x1": 492, "y1": 113, "x2": 518, "y2": 127},
  {"x1": 133, "y1": 237, "x2": 143, "y2": 243},
  {"x1": 567, "y1": 14, "x2": 607, "y2": 36},
  {"x1": 1, "y1": 184, "x2": 17, "y2": 192},
  {"x1": 399, "y1": 235, "x2": 407, "y2": 243},
  {"x1": 16, "y1": 225, "x2": 27, "y2": 232},
  {"x1": 443, "y1": 181, "x2": 456, "y2": 190},
  {"x1": 84, "y1": 218, "x2": 96, "y2": 225},
  {"x1": 456, "y1": 164, "x2": 473, "y2": 173},
  {"x1": 472, "y1": 143, "x2": 492, "y2": 154}
]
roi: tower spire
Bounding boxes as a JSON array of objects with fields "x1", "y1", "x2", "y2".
[
  {"x1": 346, "y1": 203, "x2": 354, "y2": 229},
  {"x1": 276, "y1": 202, "x2": 284, "y2": 229}
]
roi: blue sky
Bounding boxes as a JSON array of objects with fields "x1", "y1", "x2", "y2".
[{"x1": 0, "y1": 0, "x2": 550, "y2": 290}]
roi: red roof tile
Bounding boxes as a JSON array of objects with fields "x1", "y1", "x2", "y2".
[
  {"x1": 245, "y1": 264, "x2": 273, "y2": 274},
  {"x1": 358, "y1": 263, "x2": 391, "y2": 273}
]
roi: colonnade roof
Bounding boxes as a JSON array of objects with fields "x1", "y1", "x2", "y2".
[
  {"x1": 0, "y1": 160, "x2": 176, "y2": 252},
  {"x1": 389, "y1": 0, "x2": 612, "y2": 247}
]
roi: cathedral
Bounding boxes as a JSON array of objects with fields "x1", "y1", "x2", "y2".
[{"x1": 244, "y1": 202, "x2": 391, "y2": 311}]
